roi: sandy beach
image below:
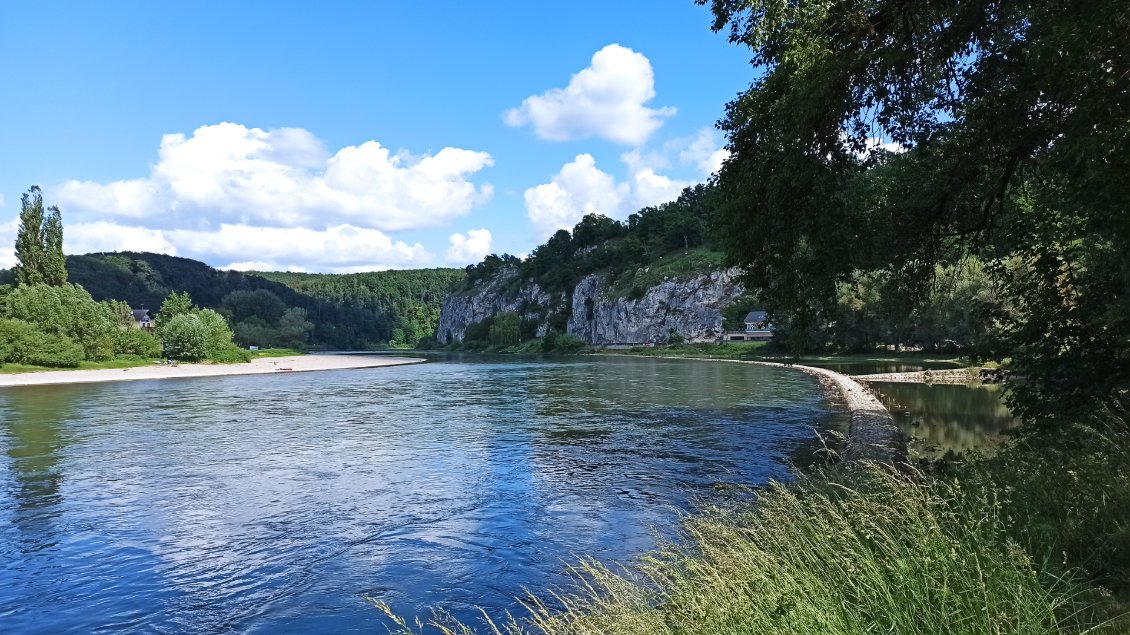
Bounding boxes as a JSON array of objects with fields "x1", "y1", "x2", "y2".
[{"x1": 0, "y1": 354, "x2": 425, "y2": 388}]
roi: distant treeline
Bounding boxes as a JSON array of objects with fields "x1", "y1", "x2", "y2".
[
  {"x1": 252, "y1": 268, "x2": 464, "y2": 346},
  {"x1": 0, "y1": 252, "x2": 464, "y2": 349}
]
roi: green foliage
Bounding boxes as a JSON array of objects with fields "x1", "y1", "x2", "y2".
[
  {"x1": 62, "y1": 252, "x2": 461, "y2": 349},
  {"x1": 702, "y1": 0, "x2": 1130, "y2": 420},
  {"x1": 204, "y1": 341, "x2": 253, "y2": 363},
  {"x1": 42, "y1": 204, "x2": 67, "y2": 286},
  {"x1": 160, "y1": 313, "x2": 210, "y2": 360},
  {"x1": 488, "y1": 312, "x2": 521, "y2": 347},
  {"x1": 1, "y1": 283, "x2": 117, "y2": 360},
  {"x1": 461, "y1": 185, "x2": 721, "y2": 300},
  {"x1": 251, "y1": 267, "x2": 463, "y2": 347},
  {"x1": 541, "y1": 331, "x2": 585, "y2": 354},
  {"x1": 155, "y1": 292, "x2": 244, "y2": 361},
  {"x1": 0, "y1": 318, "x2": 84, "y2": 367},
  {"x1": 157, "y1": 290, "x2": 194, "y2": 326},
  {"x1": 222, "y1": 289, "x2": 286, "y2": 324},
  {"x1": 13, "y1": 186, "x2": 68, "y2": 287},
  {"x1": 462, "y1": 315, "x2": 494, "y2": 350},
  {"x1": 967, "y1": 418, "x2": 1130, "y2": 591},
  {"x1": 114, "y1": 327, "x2": 162, "y2": 358}
]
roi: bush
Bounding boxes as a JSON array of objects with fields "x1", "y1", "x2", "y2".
[
  {"x1": 2, "y1": 283, "x2": 117, "y2": 360},
  {"x1": 160, "y1": 313, "x2": 210, "y2": 360},
  {"x1": 115, "y1": 328, "x2": 162, "y2": 358},
  {"x1": 0, "y1": 319, "x2": 83, "y2": 367},
  {"x1": 205, "y1": 342, "x2": 252, "y2": 363}
]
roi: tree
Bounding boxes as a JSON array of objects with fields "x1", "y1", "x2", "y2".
[
  {"x1": 160, "y1": 313, "x2": 211, "y2": 361},
  {"x1": 701, "y1": 0, "x2": 1130, "y2": 420},
  {"x1": 42, "y1": 205, "x2": 67, "y2": 286},
  {"x1": 156, "y1": 291, "x2": 194, "y2": 328},
  {"x1": 12, "y1": 186, "x2": 67, "y2": 286},
  {"x1": 1, "y1": 283, "x2": 117, "y2": 360}
]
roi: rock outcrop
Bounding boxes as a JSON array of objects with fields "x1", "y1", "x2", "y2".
[{"x1": 437, "y1": 267, "x2": 744, "y2": 345}]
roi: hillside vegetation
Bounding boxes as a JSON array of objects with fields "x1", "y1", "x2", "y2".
[
  {"x1": 460, "y1": 184, "x2": 720, "y2": 298},
  {"x1": 49, "y1": 252, "x2": 461, "y2": 349}
]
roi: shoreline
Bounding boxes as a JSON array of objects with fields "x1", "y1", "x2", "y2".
[
  {"x1": 0, "y1": 354, "x2": 425, "y2": 388},
  {"x1": 634, "y1": 355, "x2": 907, "y2": 466}
]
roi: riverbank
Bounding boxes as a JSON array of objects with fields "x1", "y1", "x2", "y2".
[{"x1": 0, "y1": 354, "x2": 425, "y2": 388}]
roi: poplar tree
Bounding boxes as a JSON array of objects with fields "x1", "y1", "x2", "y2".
[{"x1": 13, "y1": 186, "x2": 67, "y2": 287}]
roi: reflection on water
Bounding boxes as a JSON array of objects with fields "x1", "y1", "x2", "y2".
[
  {"x1": 867, "y1": 381, "x2": 1020, "y2": 456},
  {"x1": 0, "y1": 357, "x2": 843, "y2": 634},
  {"x1": 802, "y1": 360, "x2": 964, "y2": 375}
]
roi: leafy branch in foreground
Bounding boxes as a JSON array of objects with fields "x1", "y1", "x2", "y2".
[{"x1": 701, "y1": 0, "x2": 1129, "y2": 421}]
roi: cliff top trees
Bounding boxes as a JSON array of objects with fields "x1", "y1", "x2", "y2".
[{"x1": 14, "y1": 186, "x2": 67, "y2": 287}]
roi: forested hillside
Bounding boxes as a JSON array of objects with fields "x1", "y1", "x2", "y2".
[
  {"x1": 252, "y1": 268, "x2": 464, "y2": 346},
  {"x1": 28, "y1": 252, "x2": 464, "y2": 349}
]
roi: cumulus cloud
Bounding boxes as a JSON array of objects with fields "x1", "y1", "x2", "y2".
[
  {"x1": 7, "y1": 122, "x2": 502, "y2": 272},
  {"x1": 65, "y1": 222, "x2": 180, "y2": 257},
  {"x1": 678, "y1": 128, "x2": 729, "y2": 176},
  {"x1": 445, "y1": 229, "x2": 492, "y2": 264},
  {"x1": 55, "y1": 122, "x2": 494, "y2": 232},
  {"x1": 621, "y1": 149, "x2": 692, "y2": 208},
  {"x1": 0, "y1": 217, "x2": 17, "y2": 268},
  {"x1": 524, "y1": 154, "x2": 630, "y2": 239},
  {"x1": 504, "y1": 44, "x2": 675, "y2": 146}
]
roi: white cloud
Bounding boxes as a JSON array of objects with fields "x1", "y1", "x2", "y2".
[
  {"x1": 524, "y1": 154, "x2": 630, "y2": 239},
  {"x1": 864, "y1": 137, "x2": 906, "y2": 155},
  {"x1": 503, "y1": 44, "x2": 675, "y2": 146},
  {"x1": 65, "y1": 222, "x2": 179, "y2": 257},
  {"x1": 445, "y1": 229, "x2": 492, "y2": 264},
  {"x1": 0, "y1": 217, "x2": 17, "y2": 268},
  {"x1": 621, "y1": 149, "x2": 692, "y2": 208},
  {"x1": 50, "y1": 221, "x2": 432, "y2": 274},
  {"x1": 678, "y1": 128, "x2": 729, "y2": 176},
  {"x1": 55, "y1": 122, "x2": 494, "y2": 232},
  {"x1": 170, "y1": 224, "x2": 432, "y2": 273}
]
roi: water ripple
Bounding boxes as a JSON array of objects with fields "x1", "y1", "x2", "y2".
[{"x1": 0, "y1": 357, "x2": 845, "y2": 634}]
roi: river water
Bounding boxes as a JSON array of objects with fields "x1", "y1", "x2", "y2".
[{"x1": 0, "y1": 357, "x2": 843, "y2": 634}]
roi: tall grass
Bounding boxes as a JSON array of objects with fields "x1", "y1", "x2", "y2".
[{"x1": 375, "y1": 465, "x2": 1118, "y2": 635}]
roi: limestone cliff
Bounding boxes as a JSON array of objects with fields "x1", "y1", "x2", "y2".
[{"x1": 437, "y1": 267, "x2": 744, "y2": 345}]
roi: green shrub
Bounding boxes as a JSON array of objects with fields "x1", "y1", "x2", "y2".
[
  {"x1": 160, "y1": 313, "x2": 210, "y2": 360},
  {"x1": 205, "y1": 342, "x2": 252, "y2": 363},
  {"x1": 554, "y1": 333, "x2": 586, "y2": 353},
  {"x1": 115, "y1": 328, "x2": 162, "y2": 358},
  {"x1": 2, "y1": 283, "x2": 117, "y2": 360},
  {"x1": 0, "y1": 318, "x2": 84, "y2": 367}
]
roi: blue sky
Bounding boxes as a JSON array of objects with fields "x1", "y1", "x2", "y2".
[{"x1": 0, "y1": 1, "x2": 752, "y2": 272}]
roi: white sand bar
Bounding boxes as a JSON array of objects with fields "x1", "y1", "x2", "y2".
[{"x1": 0, "y1": 354, "x2": 425, "y2": 388}]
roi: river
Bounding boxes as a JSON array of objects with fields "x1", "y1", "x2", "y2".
[{"x1": 0, "y1": 356, "x2": 844, "y2": 634}]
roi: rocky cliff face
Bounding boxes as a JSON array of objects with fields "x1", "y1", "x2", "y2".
[
  {"x1": 437, "y1": 267, "x2": 744, "y2": 345},
  {"x1": 436, "y1": 266, "x2": 558, "y2": 344}
]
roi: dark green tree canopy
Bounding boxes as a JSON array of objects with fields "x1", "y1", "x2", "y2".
[{"x1": 702, "y1": 0, "x2": 1129, "y2": 419}]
